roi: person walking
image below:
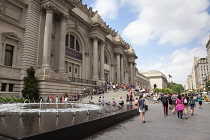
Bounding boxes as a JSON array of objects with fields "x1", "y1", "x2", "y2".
[
  {"x1": 168, "y1": 94, "x2": 173, "y2": 109},
  {"x1": 171, "y1": 94, "x2": 177, "y2": 114},
  {"x1": 189, "y1": 95, "x2": 196, "y2": 115},
  {"x1": 138, "y1": 94, "x2": 146, "y2": 123},
  {"x1": 161, "y1": 94, "x2": 169, "y2": 116},
  {"x1": 175, "y1": 94, "x2": 184, "y2": 120},
  {"x1": 119, "y1": 97, "x2": 124, "y2": 106},
  {"x1": 126, "y1": 94, "x2": 129, "y2": 104},
  {"x1": 198, "y1": 94, "x2": 203, "y2": 109},
  {"x1": 101, "y1": 96, "x2": 105, "y2": 105},
  {"x1": 183, "y1": 94, "x2": 189, "y2": 119},
  {"x1": 129, "y1": 92, "x2": 133, "y2": 105}
]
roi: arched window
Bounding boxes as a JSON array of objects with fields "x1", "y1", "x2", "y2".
[
  {"x1": 65, "y1": 33, "x2": 80, "y2": 52},
  {"x1": 104, "y1": 55, "x2": 108, "y2": 64}
]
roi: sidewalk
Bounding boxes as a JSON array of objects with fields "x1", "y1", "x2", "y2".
[{"x1": 84, "y1": 101, "x2": 210, "y2": 140}]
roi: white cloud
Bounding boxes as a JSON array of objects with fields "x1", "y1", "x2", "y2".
[
  {"x1": 92, "y1": 0, "x2": 119, "y2": 19},
  {"x1": 122, "y1": 0, "x2": 210, "y2": 46},
  {"x1": 138, "y1": 46, "x2": 207, "y2": 85}
]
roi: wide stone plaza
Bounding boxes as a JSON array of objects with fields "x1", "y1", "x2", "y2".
[{"x1": 84, "y1": 91, "x2": 210, "y2": 140}]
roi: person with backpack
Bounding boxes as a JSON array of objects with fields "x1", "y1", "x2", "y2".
[
  {"x1": 183, "y1": 94, "x2": 189, "y2": 119},
  {"x1": 171, "y1": 94, "x2": 177, "y2": 114},
  {"x1": 189, "y1": 95, "x2": 196, "y2": 115},
  {"x1": 175, "y1": 94, "x2": 184, "y2": 120},
  {"x1": 168, "y1": 94, "x2": 173, "y2": 109},
  {"x1": 138, "y1": 94, "x2": 146, "y2": 123},
  {"x1": 161, "y1": 93, "x2": 169, "y2": 116}
]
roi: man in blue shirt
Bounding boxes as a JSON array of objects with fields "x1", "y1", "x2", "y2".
[{"x1": 198, "y1": 94, "x2": 203, "y2": 109}]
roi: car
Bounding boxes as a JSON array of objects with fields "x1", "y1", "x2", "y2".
[{"x1": 193, "y1": 96, "x2": 198, "y2": 101}]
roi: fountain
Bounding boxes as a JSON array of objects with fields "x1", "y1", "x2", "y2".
[{"x1": 0, "y1": 99, "x2": 137, "y2": 140}]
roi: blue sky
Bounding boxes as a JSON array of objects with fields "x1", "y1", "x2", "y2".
[{"x1": 82, "y1": 0, "x2": 210, "y2": 86}]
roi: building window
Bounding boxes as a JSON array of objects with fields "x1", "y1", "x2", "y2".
[
  {"x1": 75, "y1": 68, "x2": 77, "y2": 73},
  {"x1": 65, "y1": 34, "x2": 80, "y2": 52},
  {"x1": 1, "y1": 83, "x2": 6, "y2": 91},
  {"x1": 105, "y1": 55, "x2": 108, "y2": 64},
  {"x1": 76, "y1": 40, "x2": 80, "y2": 51},
  {"x1": 70, "y1": 35, "x2": 75, "y2": 49},
  {"x1": 65, "y1": 34, "x2": 69, "y2": 46},
  {"x1": 9, "y1": 84, "x2": 14, "y2": 92},
  {"x1": 69, "y1": 66, "x2": 71, "y2": 72},
  {"x1": 4, "y1": 44, "x2": 14, "y2": 66}
]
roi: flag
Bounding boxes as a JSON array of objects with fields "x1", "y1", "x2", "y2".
[{"x1": 169, "y1": 74, "x2": 172, "y2": 78}]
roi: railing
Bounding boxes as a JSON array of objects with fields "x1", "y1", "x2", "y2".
[{"x1": 69, "y1": 77, "x2": 96, "y2": 85}]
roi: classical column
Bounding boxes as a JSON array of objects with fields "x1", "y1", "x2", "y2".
[
  {"x1": 100, "y1": 41, "x2": 105, "y2": 81},
  {"x1": 110, "y1": 64, "x2": 114, "y2": 82},
  {"x1": 84, "y1": 52, "x2": 89, "y2": 79},
  {"x1": 130, "y1": 62, "x2": 134, "y2": 85},
  {"x1": 116, "y1": 53, "x2": 121, "y2": 82},
  {"x1": 42, "y1": 5, "x2": 53, "y2": 68},
  {"x1": 92, "y1": 36, "x2": 99, "y2": 80},
  {"x1": 58, "y1": 14, "x2": 68, "y2": 73},
  {"x1": 86, "y1": 39, "x2": 92, "y2": 79},
  {"x1": 120, "y1": 55, "x2": 124, "y2": 83}
]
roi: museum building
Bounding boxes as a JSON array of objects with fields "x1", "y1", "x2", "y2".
[{"x1": 0, "y1": 0, "x2": 153, "y2": 96}]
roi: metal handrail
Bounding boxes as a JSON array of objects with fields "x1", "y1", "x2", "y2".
[{"x1": 69, "y1": 77, "x2": 97, "y2": 85}]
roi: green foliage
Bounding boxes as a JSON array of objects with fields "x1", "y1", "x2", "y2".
[
  {"x1": 22, "y1": 67, "x2": 39, "y2": 100},
  {"x1": 153, "y1": 88, "x2": 173, "y2": 94},
  {"x1": 205, "y1": 80, "x2": 210, "y2": 91},
  {"x1": 168, "y1": 82, "x2": 184, "y2": 94},
  {"x1": 0, "y1": 97, "x2": 26, "y2": 103}
]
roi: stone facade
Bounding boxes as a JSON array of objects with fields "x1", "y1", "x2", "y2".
[
  {"x1": 0, "y1": 0, "x2": 152, "y2": 96},
  {"x1": 206, "y1": 36, "x2": 210, "y2": 81},
  {"x1": 187, "y1": 74, "x2": 193, "y2": 90},
  {"x1": 193, "y1": 57, "x2": 209, "y2": 89},
  {"x1": 135, "y1": 69, "x2": 151, "y2": 90},
  {"x1": 140, "y1": 71, "x2": 168, "y2": 89},
  {"x1": 187, "y1": 57, "x2": 209, "y2": 90}
]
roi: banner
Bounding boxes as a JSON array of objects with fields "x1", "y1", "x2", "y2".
[{"x1": 65, "y1": 47, "x2": 82, "y2": 60}]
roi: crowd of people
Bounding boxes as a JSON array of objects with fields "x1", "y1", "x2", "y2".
[
  {"x1": 41, "y1": 81, "x2": 206, "y2": 125},
  {"x1": 43, "y1": 92, "x2": 81, "y2": 103},
  {"x1": 158, "y1": 93, "x2": 204, "y2": 120}
]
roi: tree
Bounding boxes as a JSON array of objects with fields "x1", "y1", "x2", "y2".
[
  {"x1": 22, "y1": 67, "x2": 39, "y2": 100},
  {"x1": 153, "y1": 88, "x2": 173, "y2": 94},
  {"x1": 171, "y1": 84, "x2": 184, "y2": 94},
  {"x1": 205, "y1": 80, "x2": 210, "y2": 91},
  {"x1": 168, "y1": 82, "x2": 184, "y2": 94}
]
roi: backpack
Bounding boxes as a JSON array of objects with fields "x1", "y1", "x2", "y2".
[
  {"x1": 190, "y1": 99, "x2": 195, "y2": 105},
  {"x1": 183, "y1": 98, "x2": 188, "y2": 105},
  {"x1": 162, "y1": 97, "x2": 168, "y2": 104}
]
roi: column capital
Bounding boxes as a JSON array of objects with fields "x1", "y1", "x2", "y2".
[
  {"x1": 100, "y1": 40, "x2": 106, "y2": 47},
  {"x1": 61, "y1": 13, "x2": 68, "y2": 22},
  {"x1": 42, "y1": 3, "x2": 55, "y2": 13},
  {"x1": 90, "y1": 35, "x2": 99, "y2": 41},
  {"x1": 84, "y1": 52, "x2": 89, "y2": 56},
  {"x1": 114, "y1": 52, "x2": 121, "y2": 55}
]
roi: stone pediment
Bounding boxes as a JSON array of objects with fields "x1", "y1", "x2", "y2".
[{"x1": 1, "y1": 32, "x2": 21, "y2": 42}]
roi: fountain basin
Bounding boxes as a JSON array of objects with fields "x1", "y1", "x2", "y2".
[{"x1": 0, "y1": 103, "x2": 137, "y2": 140}]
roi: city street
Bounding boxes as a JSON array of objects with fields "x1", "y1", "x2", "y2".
[{"x1": 84, "y1": 98, "x2": 210, "y2": 140}]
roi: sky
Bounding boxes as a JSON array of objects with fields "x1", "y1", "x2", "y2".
[{"x1": 82, "y1": 0, "x2": 210, "y2": 86}]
